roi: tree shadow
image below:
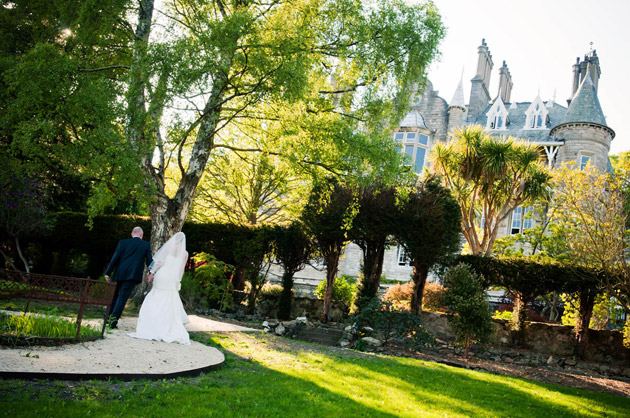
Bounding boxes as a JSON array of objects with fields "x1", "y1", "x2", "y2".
[{"x1": 200, "y1": 332, "x2": 630, "y2": 417}]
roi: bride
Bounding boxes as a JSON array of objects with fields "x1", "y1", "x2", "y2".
[{"x1": 130, "y1": 232, "x2": 190, "y2": 345}]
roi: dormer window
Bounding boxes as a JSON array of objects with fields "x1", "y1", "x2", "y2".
[
  {"x1": 486, "y1": 97, "x2": 509, "y2": 130},
  {"x1": 524, "y1": 96, "x2": 549, "y2": 130}
]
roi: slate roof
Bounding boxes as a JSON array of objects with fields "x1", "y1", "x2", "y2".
[
  {"x1": 471, "y1": 101, "x2": 567, "y2": 143},
  {"x1": 561, "y1": 72, "x2": 608, "y2": 127}
]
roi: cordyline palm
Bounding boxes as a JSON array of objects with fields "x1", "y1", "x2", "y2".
[{"x1": 433, "y1": 125, "x2": 551, "y2": 256}]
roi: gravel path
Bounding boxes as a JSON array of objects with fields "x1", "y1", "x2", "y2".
[{"x1": 0, "y1": 315, "x2": 256, "y2": 379}]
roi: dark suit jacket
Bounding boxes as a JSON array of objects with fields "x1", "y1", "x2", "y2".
[{"x1": 105, "y1": 237, "x2": 153, "y2": 283}]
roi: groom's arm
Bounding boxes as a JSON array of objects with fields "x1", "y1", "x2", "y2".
[{"x1": 104, "y1": 241, "x2": 123, "y2": 282}]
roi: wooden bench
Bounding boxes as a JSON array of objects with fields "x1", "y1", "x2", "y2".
[{"x1": 0, "y1": 268, "x2": 116, "y2": 340}]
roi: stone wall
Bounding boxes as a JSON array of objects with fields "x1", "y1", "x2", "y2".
[
  {"x1": 255, "y1": 295, "x2": 350, "y2": 322},
  {"x1": 421, "y1": 311, "x2": 630, "y2": 365}
]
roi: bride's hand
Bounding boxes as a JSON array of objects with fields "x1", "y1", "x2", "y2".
[{"x1": 146, "y1": 273, "x2": 154, "y2": 283}]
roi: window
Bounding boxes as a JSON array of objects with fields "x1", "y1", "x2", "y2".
[
  {"x1": 393, "y1": 130, "x2": 430, "y2": 174},
  {"x1": 524, "y1": 96, "x2": 548, "y2": 130},
  {"x1": 580, "y1": 155, "x2": 591, "y2": 170},
  {"x1": 396, "y1": 245, "x2": 409, "y2": 266},
  {"x1": 510, "y1": 206, "x2": 533, "y2": 234},
  {"x1": 485, "y1": 98, "x2": 509, "y2": 130}
]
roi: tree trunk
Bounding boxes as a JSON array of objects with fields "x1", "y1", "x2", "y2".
[
  {"x1": 355, "y1": 240, "x2": 385, "y2": 311},
  {"x1": 510, "y1": 293, "x2": 528, "y2": 347},
  {"x1": 410, "y1": 263, "x2": 429, "y2": 316},
  {"x1": 574, "y1": 290, "x2": 596, "y2": 360},
  {"x1": 320, "y1": 251, "x2": 341, "y2": 323},
  {"x1": 278, "y1": 271, "x2": 295, "y2": 320},
  {"x1": 14, "y1": 237, "x2": 30, "y2": 273}
]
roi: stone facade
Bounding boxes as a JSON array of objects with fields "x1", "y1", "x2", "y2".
[{"x1": 286, "y1": 39, "x2": 615, "y2": 282}]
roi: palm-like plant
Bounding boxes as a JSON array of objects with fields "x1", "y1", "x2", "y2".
[{"x1": 433, "y1": 125, "x2": 551, "y2": 256}]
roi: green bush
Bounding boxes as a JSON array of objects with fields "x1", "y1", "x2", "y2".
[
  {"x1": 352, "y1": 298, "x2": 434, "y2": 349},
  {"x1": 442, "y1": 263, "x2": 494, "y2": 359},
  {"x1": 315, "y1": 275, "x2": 356, "y2": 306},
  {"x1": 182, "y1": 253, "x2": 235, "y2": 312}
]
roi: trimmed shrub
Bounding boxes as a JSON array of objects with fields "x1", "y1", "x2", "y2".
[
  {"x1": 315, "y1": 275, "x2": 356, "y2": 306},
  {"x1": 442, "y1": 263, "x2": 494, "y2": 359}
]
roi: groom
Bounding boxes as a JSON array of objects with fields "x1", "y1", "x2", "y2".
[{"x1": 104, "y1": 226, "x2": 154, "y2": 328}]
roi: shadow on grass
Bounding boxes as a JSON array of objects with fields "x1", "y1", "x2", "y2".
[{"x1": 198, "y1": 331, "x2": 630, "y2": 418}]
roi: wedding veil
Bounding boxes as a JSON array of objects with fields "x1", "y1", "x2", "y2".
[{"x1": 149, "y1": 232, "x2": 187, "y2": 274}]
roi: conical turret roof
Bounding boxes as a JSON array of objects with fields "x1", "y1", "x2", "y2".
[
  {"x1": 562, "y1": 71, "x2": 607, "y2": 127},
  {"x1": 449, "y1": 77, "x2": 466, "y2": 109}
]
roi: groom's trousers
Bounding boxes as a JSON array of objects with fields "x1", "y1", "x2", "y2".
[{"x1": 108, "y1": 280, "x2": 138, "y2": 327}]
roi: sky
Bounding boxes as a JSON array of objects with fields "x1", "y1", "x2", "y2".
[{"x1": 425, "y1": 0, "x2": 630, "y2": 154}]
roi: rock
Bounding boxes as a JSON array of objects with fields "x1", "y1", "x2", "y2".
[
  {"x1": 564, "y1": 359, "x2": 578, "y2": 366},
  {"x1": 296, "y1": 316, "x2": 308, "y2": 323},
  {"x1": 503, "y1": 357, "x2": 514, "y2": 364},
  {"x1": 262, "y1": 320, "x2": 269, "y2": 328},
  {"x1": 547, "y1": 356, "x2": 554, "y2": 365},
  {"x1": 225, "y1": 313, "x2": 237, "y2": 319},
  {"x1": 282, "y1": 320, "x2": 297, "y2": 329},
  {"x1": 344, "y1": 325, "x2": 355, "y2": 333},
  {"x1": 263, "y1": 327, "x2": 271, "y2": 333},
  {"x1": 275, "y1": 324, "x2": 286, "y2": 335},
  {"x1": 339, "y1": 340, "x2": 351, "y2": 348},
  {"x1": 267, "y1": 319, "x2": 279, "y2": 327},
  {"x1": 362, "y1": 337, "x2": 383, "y2": 347}
]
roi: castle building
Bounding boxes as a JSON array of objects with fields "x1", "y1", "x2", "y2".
[{"x1": 274, "y1": 39, "x2": 615, "y2": 285}]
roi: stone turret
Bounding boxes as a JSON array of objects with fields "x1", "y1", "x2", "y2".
[
  {"x1": 570, "y1": 50, "x2": 601, "y2": 104},
  {"x1": 468, "y1": 39, "x2": 493, "y2": 121},
  {"x1": 447, "y1": 76, "x2": 466, "y2": 138},
  {"x1": 552, "y1": 70, "x2": 614, "y2": 172}
]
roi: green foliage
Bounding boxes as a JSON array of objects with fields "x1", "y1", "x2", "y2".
[
  {"x1": 442, "y1": 263, "x2": 494, "y2": 358},
  {"x1": 393, "y1": 174, "x2": 462, "y2": 314},
  {"x1": 352, "y1": 298, "x2": 434, "y2": 348},
  {"x1": 0, "y1": 312, "x2": 100, "y2": 341},
  {"x1": 492, "y1": 310, "x2": 513, "y2": 321},
  {"x1": 561, "y1": 293, "x2": 625, "y2": 330},
  {"x1": 188, "y1": 253, "x2": 235, "y2": 312},
  {"x1": 351, "y1": 185, "x2": 399, "y2": 310},
  {"x1": 433, "y1": 125, "x2": 551, "y2": 256},
  {"x1": 271, "y1": 222, "x2": 313, "y2": 319},
  {"x1": 314, "y1": 275, "x2": 356, "y2": 306}
]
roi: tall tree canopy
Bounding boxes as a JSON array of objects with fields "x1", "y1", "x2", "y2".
[
  {"x1": 2, "y1": 0, "x2": 445, "y2": 251},
  {"x1": 433, "y1": 125, "x2": 551, "y2": 256}
]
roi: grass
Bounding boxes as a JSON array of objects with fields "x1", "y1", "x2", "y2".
[
  {"x1": 0, "y1": 331, "x2": 629, "y2": 417},
  {"x1": 0, "y1": 299, "x2": 113, "y2": 320},
  {"x1": 0, "y1": 311, "x2": 101, "y2": 340}
]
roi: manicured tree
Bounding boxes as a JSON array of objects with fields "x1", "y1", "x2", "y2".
[
  {"x1": 301, "y1": 179, "x2": 357, "y2": 322},
  {"x1": 350, "y1": 184, "x2": 398, "y2": 312},
  {"x1": 442, "y1": 263, "x2": 494, "y2": 360},
  {"x1": 433, "y1": 125, "x2": 551, "y2": 256},
  {"x1": 394, "y1": 175, "x2": 462, "y2": 315},
  {"x1": 272, "y1": 223, "x2": 314, "y2": 320}
]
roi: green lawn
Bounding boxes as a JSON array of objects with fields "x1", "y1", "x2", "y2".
[{"x1": 1, "y1": 331, "x2": 629, "y2": 417}]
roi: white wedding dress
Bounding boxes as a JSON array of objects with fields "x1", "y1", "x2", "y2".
[{"x1": 130, "y1": 254, "x2": 190, "y2": 345}]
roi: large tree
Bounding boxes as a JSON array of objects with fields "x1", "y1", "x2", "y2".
[
  {"x1": 301, "y1": 179, "x2": 357, "y2": 322},
  {"x1": 350, "y1": 184, "x2": 399, "y2": 312},
  {"x1": 394, "y1": 175, "x2": 461, "y2": 315},
  {"x1": 120, "y1": 0, "x2": 445, "y2": 249},
  {"x1": 432, "y1": 125, "x2": 551, "y2": 256}
]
